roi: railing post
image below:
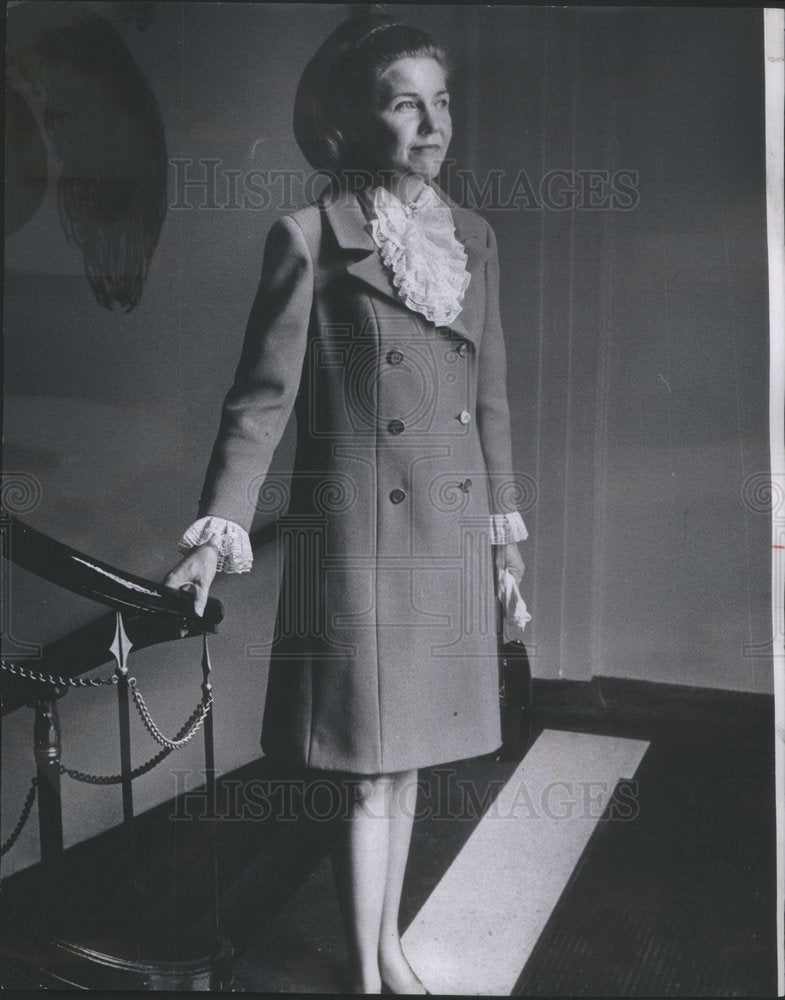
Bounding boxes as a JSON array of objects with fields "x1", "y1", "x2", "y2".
[
  {"x1": 200, "y1": 633, "x2": 234, "y2": 988},
  {"x1": 201, "y1": 636, "x2": 220, "y2": 941},
  {"x1": 110, "y1": 611, "x2": 140, "y2": 958},
  {"x1": 33, "y1": 693, "x2": 64, "y2": 864}
]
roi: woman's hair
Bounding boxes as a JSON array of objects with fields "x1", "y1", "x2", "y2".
[{"x1": 293, "y1": 14, "x2": 448, "y2": 175}]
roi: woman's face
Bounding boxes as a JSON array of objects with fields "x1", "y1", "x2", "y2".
[{"x1": 360, "y1": 56, "x2": 452, "y2": 183}]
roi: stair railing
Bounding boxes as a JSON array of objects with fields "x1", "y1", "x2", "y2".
[{"x1": 1, "y1": 514, "x2": 231, "y2": 989}]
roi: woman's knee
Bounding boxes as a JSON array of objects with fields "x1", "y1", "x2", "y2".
[{"x1": 348, "y1": 773, "x2": 395, "y2": 815}]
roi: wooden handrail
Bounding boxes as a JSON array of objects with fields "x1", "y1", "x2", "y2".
[
  {"x1": 1, "y1": 516, "x2": 225, "y2": 713},
  {"x1": 1, "y1": 514, "x2": 238, "y2": 985},
  {"x1": 5, "y1": 517, "x2": 224, "y2": 628}
]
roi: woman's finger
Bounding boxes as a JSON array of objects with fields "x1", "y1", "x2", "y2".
[
  {"x1": 178, "y1": 582, "x2": 206, "y2": 618},
  {"x1": 163, "y1": 567, "x2": 187, "y2": 589},
  {"x1": 507, "y1": 559, "x2": 525, "y2": 585},
  {"x1": 503, "y1": 543, "x2": 525, "y2": 585},
  {"x1": 191, "y1": 583, "x2": 210, "y2": 618},
  {"x1": 163, "y1": 555, "x2": 195, "y2": 590},
  {"x1": 162, "y1": 548, "x2": 218, "y2": 617},
  {"x1": 174, "y1": 578, "x2": 209, "y2": 618}
]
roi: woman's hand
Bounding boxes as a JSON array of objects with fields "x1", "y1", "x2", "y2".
[
  {"x1": 494, "y1": 541, "x2": 525, "y2": 586},
  {"x1": 163, "y1": 543, "x2": 219, "y2": 617}
]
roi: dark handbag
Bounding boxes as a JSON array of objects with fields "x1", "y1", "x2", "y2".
[{"x1": 497, "y1": 637, "x2": 533, "y2": 759}]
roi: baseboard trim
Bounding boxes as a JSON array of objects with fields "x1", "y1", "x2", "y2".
[{"x1": 532, "y1": 675, "x2": 774, "y2": 745}]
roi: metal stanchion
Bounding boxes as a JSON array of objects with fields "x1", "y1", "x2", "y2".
[{"x1": 110, "y1": 611, "x2": 140, "y2": 959}]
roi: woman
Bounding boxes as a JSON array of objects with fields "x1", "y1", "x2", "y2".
[{"x1": 165, "y1": 14, "x2": 527, "y2": 995}]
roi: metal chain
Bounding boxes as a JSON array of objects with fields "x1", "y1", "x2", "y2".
[
  {"x1": 61, "y1": 745, "x2": 171, "y2": 786},
  {"x1": 2, "y1": 648, "x2": 211, "y2": 821},
  {"x1": 1, "y1": 777, "x2": 38, "y2": 857},
  {"x1": 60, "y1": 698, "x2": 211, "y2": 785},
  {"x1": 129, "y1": 678, "x2": 213, "y2": 750},
  {"x1": 1, "y1": 658, "x2": 117, "y2": 689}
]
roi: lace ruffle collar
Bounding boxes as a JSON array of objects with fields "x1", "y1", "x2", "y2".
[{"x1": 362, "y1": 184, "x2": 470, "y2": 327}]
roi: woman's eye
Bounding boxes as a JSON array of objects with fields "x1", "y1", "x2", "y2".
[
  {"x1": 394, "y1": 100, "x2": 417, "y2": 112},
  {"x1": 436, "y1": 98, "x2": 450, "y2": 109}
]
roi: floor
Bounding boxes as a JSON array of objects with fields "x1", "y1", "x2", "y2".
[
  {"x1": 1, "y1": 701, "x2": 778, "y2": 996},
  {"x1": 225, "y1": 724, "x2": 776, "y2": 996}
]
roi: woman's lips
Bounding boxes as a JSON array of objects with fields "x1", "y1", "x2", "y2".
[{"x1": 411, "y1": 144, "x2": 441, "y2": 152}]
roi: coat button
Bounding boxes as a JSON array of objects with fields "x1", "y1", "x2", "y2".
[
  {"x1": 388, "y1": 419, "x2": 405, "y2": 435},
  {"x1": 387, "y1": 349, "x2": 404, "y2": 365},
  {"x1": 460, "y1": 478, "x2": 472, "y2": 493},
  {"x1": 458, "y1": 409, "x2": 471, "y2": 424},
  {"x1": 390, "y1": 488, "x2": 406, "y2": 504},
  {"x1": 458, "y1": 342, "x2": 469, "y2": 357}
]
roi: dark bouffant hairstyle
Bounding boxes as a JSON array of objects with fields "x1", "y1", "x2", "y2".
[{"x1": 293, "y1": 14, "x2": 448, "y2": 175}]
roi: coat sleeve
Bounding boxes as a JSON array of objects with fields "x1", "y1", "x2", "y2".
[
  {"x1": 196, "y1": 214, "x2": 313, "y2": 532},
  {"x1": 475, "y1": 219, "x2": 521, "y2": 518}
]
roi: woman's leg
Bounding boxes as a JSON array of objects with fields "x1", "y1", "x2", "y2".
[
  {"x1": 331, "y1": 774, "x2": 394, "y2": 993},
  {"x1": 377, "y1": 769, "x2": 427, "y2": 994}
]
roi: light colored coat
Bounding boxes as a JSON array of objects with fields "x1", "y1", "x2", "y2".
[{"x1": 199, "y1": 182, "x2": 518, "y2": 773}]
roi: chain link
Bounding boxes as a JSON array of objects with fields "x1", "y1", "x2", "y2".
[
  {"x1": 129, "y1": 678, "x2": 212, "y2": 751},
  {"x1": 60, "y1": 693, "x2": 212, "y2": 785},
  {"x1": 1, "y1": 777, "x2": 38, "y2": 856},
  {"x1": 61, "y1": 754, "x2": 166, "y2": 786},
  {"x1": 1, "y1": 658, "x2": 117, "y2": 689},
  {"x1": 1, "y1": 648, "x2": 213, "y2": 845}
]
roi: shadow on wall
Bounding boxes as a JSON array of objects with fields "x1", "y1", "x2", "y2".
[
  {"x1": 3, "y1": 2, "x2": 204, "y2": 875},
  {"x1": 5, "y1": 0, "x2": 167, "y2": 311}
]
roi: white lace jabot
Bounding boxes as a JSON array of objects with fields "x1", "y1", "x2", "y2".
[{"x1": 366, "y1": 184, "x2": 470, "y2": 327}]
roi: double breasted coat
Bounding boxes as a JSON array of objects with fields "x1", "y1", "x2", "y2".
[{"x1": 198, "y1": 181, "x2": 520, "y2": 774}]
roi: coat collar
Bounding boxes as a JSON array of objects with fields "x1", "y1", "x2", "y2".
[{"x1": 318, "y1": 181, "x2": 489, "y2": 345}]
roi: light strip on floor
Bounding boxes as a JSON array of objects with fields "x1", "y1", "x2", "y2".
[{"x1": 401, "y1": 729, "x2": 649, "y2": 996}]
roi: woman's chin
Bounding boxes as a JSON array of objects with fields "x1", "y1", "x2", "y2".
[
  {"x1": 415, "y1": 157, "x2": 443, "y2": 178},
  {"x1": 407, "y1": 163, "x2": 443, "y2": 184}
]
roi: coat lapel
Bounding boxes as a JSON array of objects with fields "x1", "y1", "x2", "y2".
[{"x1": 320, "y1": 183, "x2": 490, "y2": 347}]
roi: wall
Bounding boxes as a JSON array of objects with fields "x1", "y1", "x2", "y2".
[{"x1": 2, "y1": 3, "x2": 771, "y2": 875}]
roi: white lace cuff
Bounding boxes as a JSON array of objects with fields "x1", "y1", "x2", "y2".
[
  {"x1": 489, "y1": 511, "x2": 528, "y2": 546},
  {"x1": 177, "y1": 517, "x2": 253, "y2": 573}
]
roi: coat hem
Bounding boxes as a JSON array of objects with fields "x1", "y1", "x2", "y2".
[{"x1": 258, "y1": 738, "x2": 504, "y2": 776}]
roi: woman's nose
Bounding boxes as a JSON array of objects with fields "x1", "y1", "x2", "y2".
[{"x1": 418, "y1": 108, "x2": 437, "y2": 133}]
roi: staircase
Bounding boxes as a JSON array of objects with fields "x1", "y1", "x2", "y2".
[{"x1": 1, "y1": 515, "x2": 232, "y2": 990}]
